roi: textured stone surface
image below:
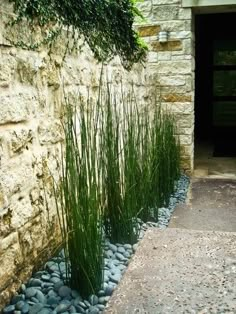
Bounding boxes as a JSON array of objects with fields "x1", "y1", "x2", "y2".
[
  {"x1": 151, "y1": 40, "x2": 182, "y2": 52},
  {"x1": 104, "y1": 228, "x2": 236, "y2": 314},
  {"x1": 138, "y1": 25, "x2": 161, "y2": 37}
]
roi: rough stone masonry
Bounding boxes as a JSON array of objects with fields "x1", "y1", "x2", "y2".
[{"x1": 0, "y1": 0, "x2": 194, "y2": 307}]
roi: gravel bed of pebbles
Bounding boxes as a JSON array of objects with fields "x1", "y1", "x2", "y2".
[{"x1": 3, "y1": 175, "x2": 189, "y2": 314}]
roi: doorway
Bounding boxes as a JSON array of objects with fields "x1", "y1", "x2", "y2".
[{"x1": 194, "y1": 13, "x2": 236, "y2": 177}]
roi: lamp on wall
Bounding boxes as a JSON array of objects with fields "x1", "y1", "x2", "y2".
[{"x1": 158, "y1": 31, "x2": 168, "y2": 43}]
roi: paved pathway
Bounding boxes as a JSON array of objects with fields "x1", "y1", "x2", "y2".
[
  {"x1": 169, "y1": 178, "x2": 236, "y2": 232},
  {"x1": 104, "y1": 178, "x2": 236, "y2": 314}
]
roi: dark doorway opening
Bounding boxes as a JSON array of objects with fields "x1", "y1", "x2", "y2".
[{"x1": 195, "y1": 13, "x2": 236, "y2": 158}]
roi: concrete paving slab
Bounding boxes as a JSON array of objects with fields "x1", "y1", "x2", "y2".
[
  {"x1": 169, "y1": 178, "x2": 236, "y2": 232},
  {"x1": 104, "y1": 228, "x2": 236, "y2": 314}
]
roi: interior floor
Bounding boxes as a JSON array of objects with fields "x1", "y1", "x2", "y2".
[{"x1": 194, "y1": 141, "x2": 236, "y2": 179}]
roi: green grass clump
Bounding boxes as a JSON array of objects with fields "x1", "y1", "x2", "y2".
[
  {"x1": 51, "y1": 82, "x2": 181, "y2": 298},
  {"x1": 140, "y1": 106, "x2": 181, "y2": 221},
  {"x1": 54, "y1": 102, "x2": 104, "y2": 298},
  {"x1": 102, "y1": 88, "x2": 141, "y2": 244}
]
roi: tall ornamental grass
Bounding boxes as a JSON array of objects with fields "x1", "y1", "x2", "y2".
[
  {"x1": 54, "y1": 101, "x2": 104, "y2": 298},
  {"x1": 102, "y1": 88, "x2": 141, "y2": 244},
  {"x1": 52, "y1": 82, "x2": 181, "y2": 297}
]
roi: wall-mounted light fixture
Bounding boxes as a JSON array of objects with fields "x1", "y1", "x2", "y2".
[{"x1": 158, "y1": 31, "x2": 168, "y2": 43}]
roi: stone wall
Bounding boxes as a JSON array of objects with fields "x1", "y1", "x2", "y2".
[
  {"x1": 0, "y1": 0, "x2": 194, "y2": 308},
  {"x1": 137, "y1": 0, "x2": 194, "y2": 171}
]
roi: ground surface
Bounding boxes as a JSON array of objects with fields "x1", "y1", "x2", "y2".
[
  {"x1": 169, "y1": 178, "x2": 236, "y2": 232},
  {"x1": 104, "y1": 178, "x2": 236, "y2": 313}
]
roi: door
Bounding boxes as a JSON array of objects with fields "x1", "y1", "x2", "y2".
[{"x1": 213, "y1": 40, "x2": 236, "y2": 156}]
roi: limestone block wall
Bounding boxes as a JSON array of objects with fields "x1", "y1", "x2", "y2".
[
  {"x1": 137, "y1": 0, "x2": 194, "y2": 171},
  {"x1": 0, "y1": 0, "x2": 194, "y2": 308}
]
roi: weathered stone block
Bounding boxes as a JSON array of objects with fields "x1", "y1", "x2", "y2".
[
  {"x1": 0, "y1": 92, "x2": 36, "y2": 125},
  {"x1": 147, "y1": 52, "x2": 158, "y2": 63},
  {"x1": 183, "y1": 38, "x2": 192, "y2": 54},
  {"x1": 0, "y1": 207, "x2": 13, "y2": 237},
  {"x1": 158, "y1": 75, "x2": 186, "y2": 86},
  {"x1": 175, "y1": 114, "x2": 194, "y2": 128},
  {"x1": 46, "y1": 64, "x2": 61, "y2": 88},
  {"x1": 151, "y1": 40, "x2": 182, "y2": 52},
  {"x1": 158, "y1": 20, "x2": 186, "y2": 32},
  {"x1": 0, "y1": 241, "x2": 23, "y2": 286},
  {"x1": 169, "y1": 31, "x2": 191, "y2": 40},
  {"x1": 0, "y1": 183, "x2": 8, "y2": 210},
  {"x1": 157, "y1": 52, "x2": 172, "y2": 61},
  {"x1": 152, "y1": 5, "x2": 179, "y2": 21},
  {"x1": 180, "y1": 156, "x2": 193, "y2": 173},
  {"x1": 162, "y1": 102, "x2": 194, "y2": 114},
  {"x1": 138, "y1": 25, "x2": 161, "y2": 37},
  {"x1": 0, "y1": 232, "x2": 18, "y2": 252},
  {"x1": 7, "y1": 128, "x2": 34, "y2": 155},
  {"x1": 38, "y1": 120, "x2": 63, "y2": 145},
  {"x1": 179, "y1": 134, "x2": 193, "y2": 146},
  {"x1": 181, "y1": 144, "x2": 194, "y2": 157},
  {"x1": 136, "y1": 1, "x2": 153, "y2": 18},
  {"x1": 17, "y1": 58, "x2": 38, "y2": 85},
  {"x1": 161, "y1": 93, "x2": 192, "y2": 102},
  {"x1": 10, "y1": 195, "x2": 38, "y2": 229},
  {"x1": 155, "y1": 60, "x2": 192, "y2": 74},
  {"x1": 0, "y1": 57, "x2": 16, "y2": 87},
  {"x1": 0, "y1": 154, "x2": 35, "y2": 197},
  {"x1": 178, "y1": 8, "x2": 192, "y2": 20},
  {"x1": 176, "y1": 125, "x2": 194, "y2": 135},
  {"x1": 161, "y1": 85, "x2": 190, "y2": 94}
]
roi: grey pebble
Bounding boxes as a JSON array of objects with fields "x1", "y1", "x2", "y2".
[
  {"x1": 71, "y1": 290, "x2": 80, "y2": 299},
  {"x1": 124, "y1": 244, "x2": 132, "y2": 250},
  {"x1": 97, "y1": 290, "x2": 105, "y2": 297},
  {"x1": 108, "y1": 243, "x2": 117, "y2": 253},
  {"x1": 37, "y1": 309, "x2": 51, "y2": 314},
  {"x1": 29, "y1": 303, "x2": 44, "y2": 314},
  {"x1": 21, "y1": 303, "x2": 30, "y2": 314},
  {"x1": 88, "y1": 295, "x2": 98, "y2": 306},
  {"x1": 25, "y1": 288, "x2": 37, "y2": 298},
  {"x1": 55, "y1": 303, "x2": 70, "y2": 314},
  {"x1": 47, "y1": 297, "x2": 59, "y2": 306},
  {"x1": 3, "y1": 305, "x2": 15, "y2": 314},
  {"x1": 35, "y1": 291, "x2": 46, "y2": 304},
  {"x1": 69, "y1": 305, "x2": 76, "y2": 313},
  {"x1": 96, "y1": 304, "x2": 105, "y2": 311},
  {"x1": 104, "y1": 285, "x2": 114, "y2": 296},
  {"x1": 54, "y1": 281, "x2": 64, "y2": 292},
  {"x1": 83, "y1": 300, "x2": 90, "y2": 308},
  {"x1": 105, "y1": 250, "x2": 113, "y2": 259},
  {"x1": 117, "y1": 247, "x2": 125, "y2": 254},
  {"x1": 41, "y1": 275, "x2": 51, "y2": 282},
  {"x1": 12, "y1": 295, "x2": 25, "y2": 304},
  {"x1": 88, "y1": 306, "x2": 99, "y2": 314},
  {"x1": 123, "y1": 251, "x2": 131, "y2": 258},
  {"x1": 30, "y1": 298, "x2": 39, "y2": 304},
  {"x1": 74, "y1": 305, "x2": 85, "y2": 314},
  {"x1": 73, "y1": 297, "x2": 83, "y2": 306},
  {"x1": 115, "y1": 253, "x2": 126, "y2": 261},
  {"x1": 29, "y1": 279, "x2": 42, "y2": 287},
  {"x1": 15, "y1": 301, "x2": 25, "y2": 310},
  {"x1": 58, "y1": 286, "x2": 71, "y2": 298},
  {"x1": 50, "y1": 277, "x2": 61, "y2": 284}
]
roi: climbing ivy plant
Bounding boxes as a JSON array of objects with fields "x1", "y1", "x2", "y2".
[{"x1": 9, "y1": 0, "x2": 148, "y2": 70}]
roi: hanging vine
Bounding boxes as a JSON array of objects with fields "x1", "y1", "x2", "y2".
[{"x1": 8, "y1": 0, "x2": 148, "y2": 70}]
